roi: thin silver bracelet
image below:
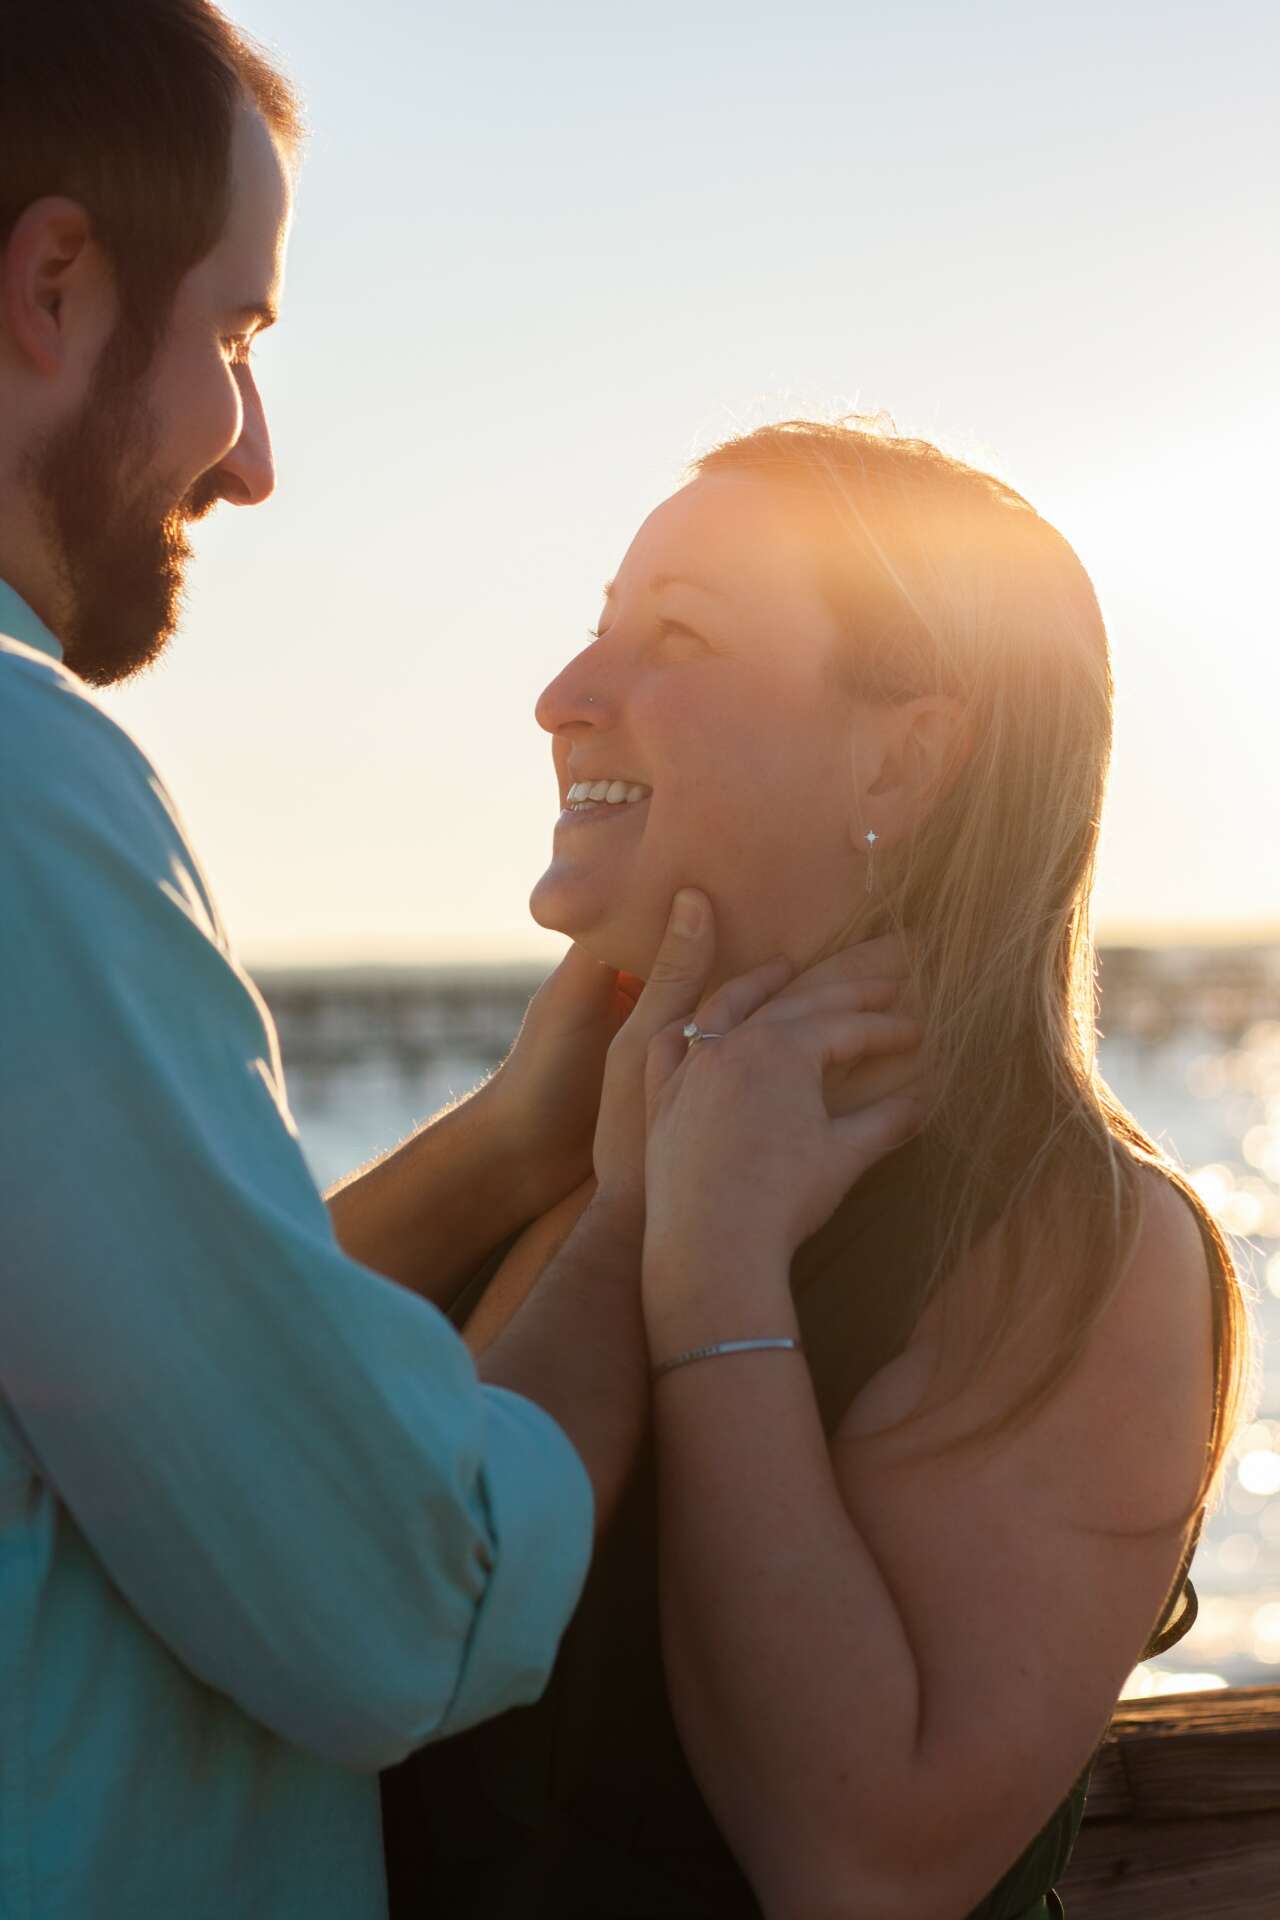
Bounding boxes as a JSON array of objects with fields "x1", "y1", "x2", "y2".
[{"x1": 652, "y1": 1337, "x2": 803, "y2": 1381}]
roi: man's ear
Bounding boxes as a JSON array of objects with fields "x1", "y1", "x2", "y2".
[{"x1": 2, "y1": 197, "x2": 114, "y2": 379}]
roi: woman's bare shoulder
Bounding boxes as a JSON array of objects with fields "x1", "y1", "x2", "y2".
[
  {"x1": 841, "y1": 1157, "x2": 1217, "y2": 1532},
  {"x1": 821, "y1": 1162, "x2": 1217, "y2": 1852}
]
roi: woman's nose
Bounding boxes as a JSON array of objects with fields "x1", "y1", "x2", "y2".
[{"x1": 535, "y1": 644, "x2": 615, "y2": 736}]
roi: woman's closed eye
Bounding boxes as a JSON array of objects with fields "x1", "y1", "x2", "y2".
[
  {"x1": 586, "y1": 618, "x2": 712, "y2": 659},
  {"x1": 653, "y1": 617, "x2": 711, "y2": 660}
]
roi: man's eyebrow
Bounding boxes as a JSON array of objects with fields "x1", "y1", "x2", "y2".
[
  {"x1": 601, "y1": 571, "x2": 727, "y2": 602},
  {"x1": 228, "y1": 301, "x2": 279, "y2": 330}
]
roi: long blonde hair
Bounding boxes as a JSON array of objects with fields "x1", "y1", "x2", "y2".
[{"x1": 695, "y1": 419, "x2": 1253, "y2": 1516}]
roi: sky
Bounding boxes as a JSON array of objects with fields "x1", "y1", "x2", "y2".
[{"x1": 101, "y1": 0, "x2": 1279, "y2": 965}]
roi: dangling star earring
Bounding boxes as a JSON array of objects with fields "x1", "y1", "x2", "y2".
[{"x1": 864, "y1": 828, "x2": 878, "y2": 892}]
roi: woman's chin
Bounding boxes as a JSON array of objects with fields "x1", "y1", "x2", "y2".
[
  {"x1": 528, "y1": 871, "x2": 585, "y2": 943},
  {"x1": 529, "y1": 878, "x2": 660, "y2": 979}
]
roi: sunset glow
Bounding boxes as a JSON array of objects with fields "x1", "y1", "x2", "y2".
[{"x1": 100, "y1": 0, "x2": 1277, "y2": 966}]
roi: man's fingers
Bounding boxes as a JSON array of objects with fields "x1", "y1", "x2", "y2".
[
  {"x1": 613, "y1": 970, "x2": 644, "y2": 1021},
  {"x1": 552, "y1": 942, "x2": 621, "y2": 1002}
]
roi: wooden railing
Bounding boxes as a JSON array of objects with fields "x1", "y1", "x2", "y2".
[{"x1": 1059, "y1": 1686, "x2": 1280, "y2": 1915}]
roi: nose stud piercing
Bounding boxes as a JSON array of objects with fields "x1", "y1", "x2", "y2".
[{"x1": 865, "y1": 829, "x2": 878, "y2": 892}]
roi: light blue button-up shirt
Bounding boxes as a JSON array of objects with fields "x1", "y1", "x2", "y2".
[{"x1": 0, "y1": 580, "x2": 593, "y2": 1919}]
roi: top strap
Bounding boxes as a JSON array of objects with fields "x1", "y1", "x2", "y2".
[{"x1": 1141, "y1": 1505, "x2": 1206, "y2": 1659}]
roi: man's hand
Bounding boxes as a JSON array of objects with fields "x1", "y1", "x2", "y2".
[
  {"x1": 480, "y1": 946, "x2": 642, "y2": 1222},
  {"x1": 478, "y1": 889, "x2": 721, "y2": 1526}
]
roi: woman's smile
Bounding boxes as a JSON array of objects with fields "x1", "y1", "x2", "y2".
[
  {"x1": 561, "y1": 776, "x2": 651, "y2": 812},
  {"x1": 555, "y1": 796, "x2": 651, "y2": 833}
]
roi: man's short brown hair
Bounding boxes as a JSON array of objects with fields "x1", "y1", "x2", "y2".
[{"x1": 0, "y1": 0, "x2": 303, "y2": 370}]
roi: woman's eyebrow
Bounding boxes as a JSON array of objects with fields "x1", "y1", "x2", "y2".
[{"x1": 601, "y1": 571, "x2": 728, "y2": 602}]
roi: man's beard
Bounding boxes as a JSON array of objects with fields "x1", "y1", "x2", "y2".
[{"x1": 30, "y1": 332, "x2": 221, "y2": 688}]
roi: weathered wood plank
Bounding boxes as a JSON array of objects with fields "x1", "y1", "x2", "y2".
[
  {"x1": 1060, "y1": 1809, "x2": 1280, "y2": 1917},
  {"x1": 1081, "y1": 1686, "x2": 1280, "y2": 1822},
  {"x1": 1055, "y1": 1689, "x2": 1280, "y2": 1915}
]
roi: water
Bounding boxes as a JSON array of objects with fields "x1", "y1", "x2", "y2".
[
  {"x1": 272, "y1": 965, "x2": 1280, "y2": 1696},
  {"x1": 1100, "y1": 1019, "x2": 1280, "y2": 1695}
]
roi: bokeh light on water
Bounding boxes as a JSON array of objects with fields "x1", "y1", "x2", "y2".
[{"x1": 1106, "y1": 1011, "x2": 1280, "y2": 1696}]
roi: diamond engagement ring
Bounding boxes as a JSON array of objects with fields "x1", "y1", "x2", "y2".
[{"x1": 682, "y1": 1021, "x2": 726, "y2": 1047}]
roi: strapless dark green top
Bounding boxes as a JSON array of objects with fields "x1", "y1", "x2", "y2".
[{"x1": 383, "y1": 1137, "x2": 1203, "y2": 1919}]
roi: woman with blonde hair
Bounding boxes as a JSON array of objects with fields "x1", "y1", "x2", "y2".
[{"x1": 391, "y1": 419, "x2": 1251, "y2": 1918}]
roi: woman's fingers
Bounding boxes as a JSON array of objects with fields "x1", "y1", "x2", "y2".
[
  {"x1": 592, "y1": 891, "x2": 718, "y2": 1206},
  {"x1": 834, "y1": 1092, "x2": 926, "y2": 1160},
  {"x1": 693, "y1": 953, "x2": 794, "y2": 1037},
  {"x1": 623, "y1": 891, "x2": 716, "y2": 1040},
  {"x1": 804, "y1": 1008, "x2": 922, "y2": 1069},
  {"x1": 650, "y1": 953, "x2": 799, "y2": 1110},
  {"x1": 641, "y1": 997, "x2": 926, "y2": 1265},
  {"x1": 666, "y1": 1007, "x2": 920, "y2": 1091},
  {"x1": 827, "y1": 1049, "x2": 927, "y2": 1107},
  {"x1": 792, "y1": 934, "x2": 908, "y2": 990},
  {"x1": 750, "y1": 977, "x2": 901, "y2": 1024},
  {"x1": 683, "y1": 935, "x2": 910, "y2": 1045},
  {"x1": 645, "y1": 1019, "x2": 693, "y2": 1111},
  {"x1": 642, "y1": 949, "x2": 924, "y2": 1178}
]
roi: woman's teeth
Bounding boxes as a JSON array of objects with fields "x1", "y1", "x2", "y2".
[{"x1": 565, "y1": 780, "x2": 651, "y2": 810}]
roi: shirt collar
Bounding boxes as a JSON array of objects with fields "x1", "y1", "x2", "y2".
[{"x1": 0, "y1": 577, "x2": 63, "y2": 664}]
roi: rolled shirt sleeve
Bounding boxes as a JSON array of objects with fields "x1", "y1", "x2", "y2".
[
  {"x1": 0, "y1": 642, "x2": 592, "y2": 1772},
  {"x1": 441, "y1": 1384, "x2": 593, "y2": 1739}
]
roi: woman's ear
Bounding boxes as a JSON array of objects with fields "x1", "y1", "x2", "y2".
[{"x1": 852, "y1": 696, "x2": 972, "y2": 843}]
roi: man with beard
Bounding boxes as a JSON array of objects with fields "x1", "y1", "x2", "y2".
[{"x1": 0, "y1": 5, "x2": 722, "y2": 1915}]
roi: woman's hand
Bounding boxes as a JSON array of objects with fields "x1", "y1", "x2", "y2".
[
  {"x1": 642, "y1": 972, "x2": 923, "y2": 1304},
  {"x1": 590, "y1": 892, "x2": 774, "y2": 1223},
  {"x1": 482, "y1": 944, "x2": 644, "y2": 1221},
  {"x1": 735, "y1": 933, "x2": 922, "y2": 1122}
]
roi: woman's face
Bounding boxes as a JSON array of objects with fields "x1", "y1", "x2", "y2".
[{"x1": 530, "y1": 471, "x2": 873, "y2": 984}]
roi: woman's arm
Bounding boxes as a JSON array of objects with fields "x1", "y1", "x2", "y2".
[{"x1": 649, "y1": 1173, "x2": 1215, "y2": 1920}]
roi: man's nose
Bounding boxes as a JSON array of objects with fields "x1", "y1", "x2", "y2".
[{"x1": 216, "y1": 369, "x2": 276, "y2": 507}]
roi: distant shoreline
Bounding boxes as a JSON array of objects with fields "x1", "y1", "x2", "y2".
[
  {"x1": 250, "y1": 937, "x2": 1280, "y2": 991},
  {"x1": 245, "y1": 945, "x2": 1279, "y2": 1079}
]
